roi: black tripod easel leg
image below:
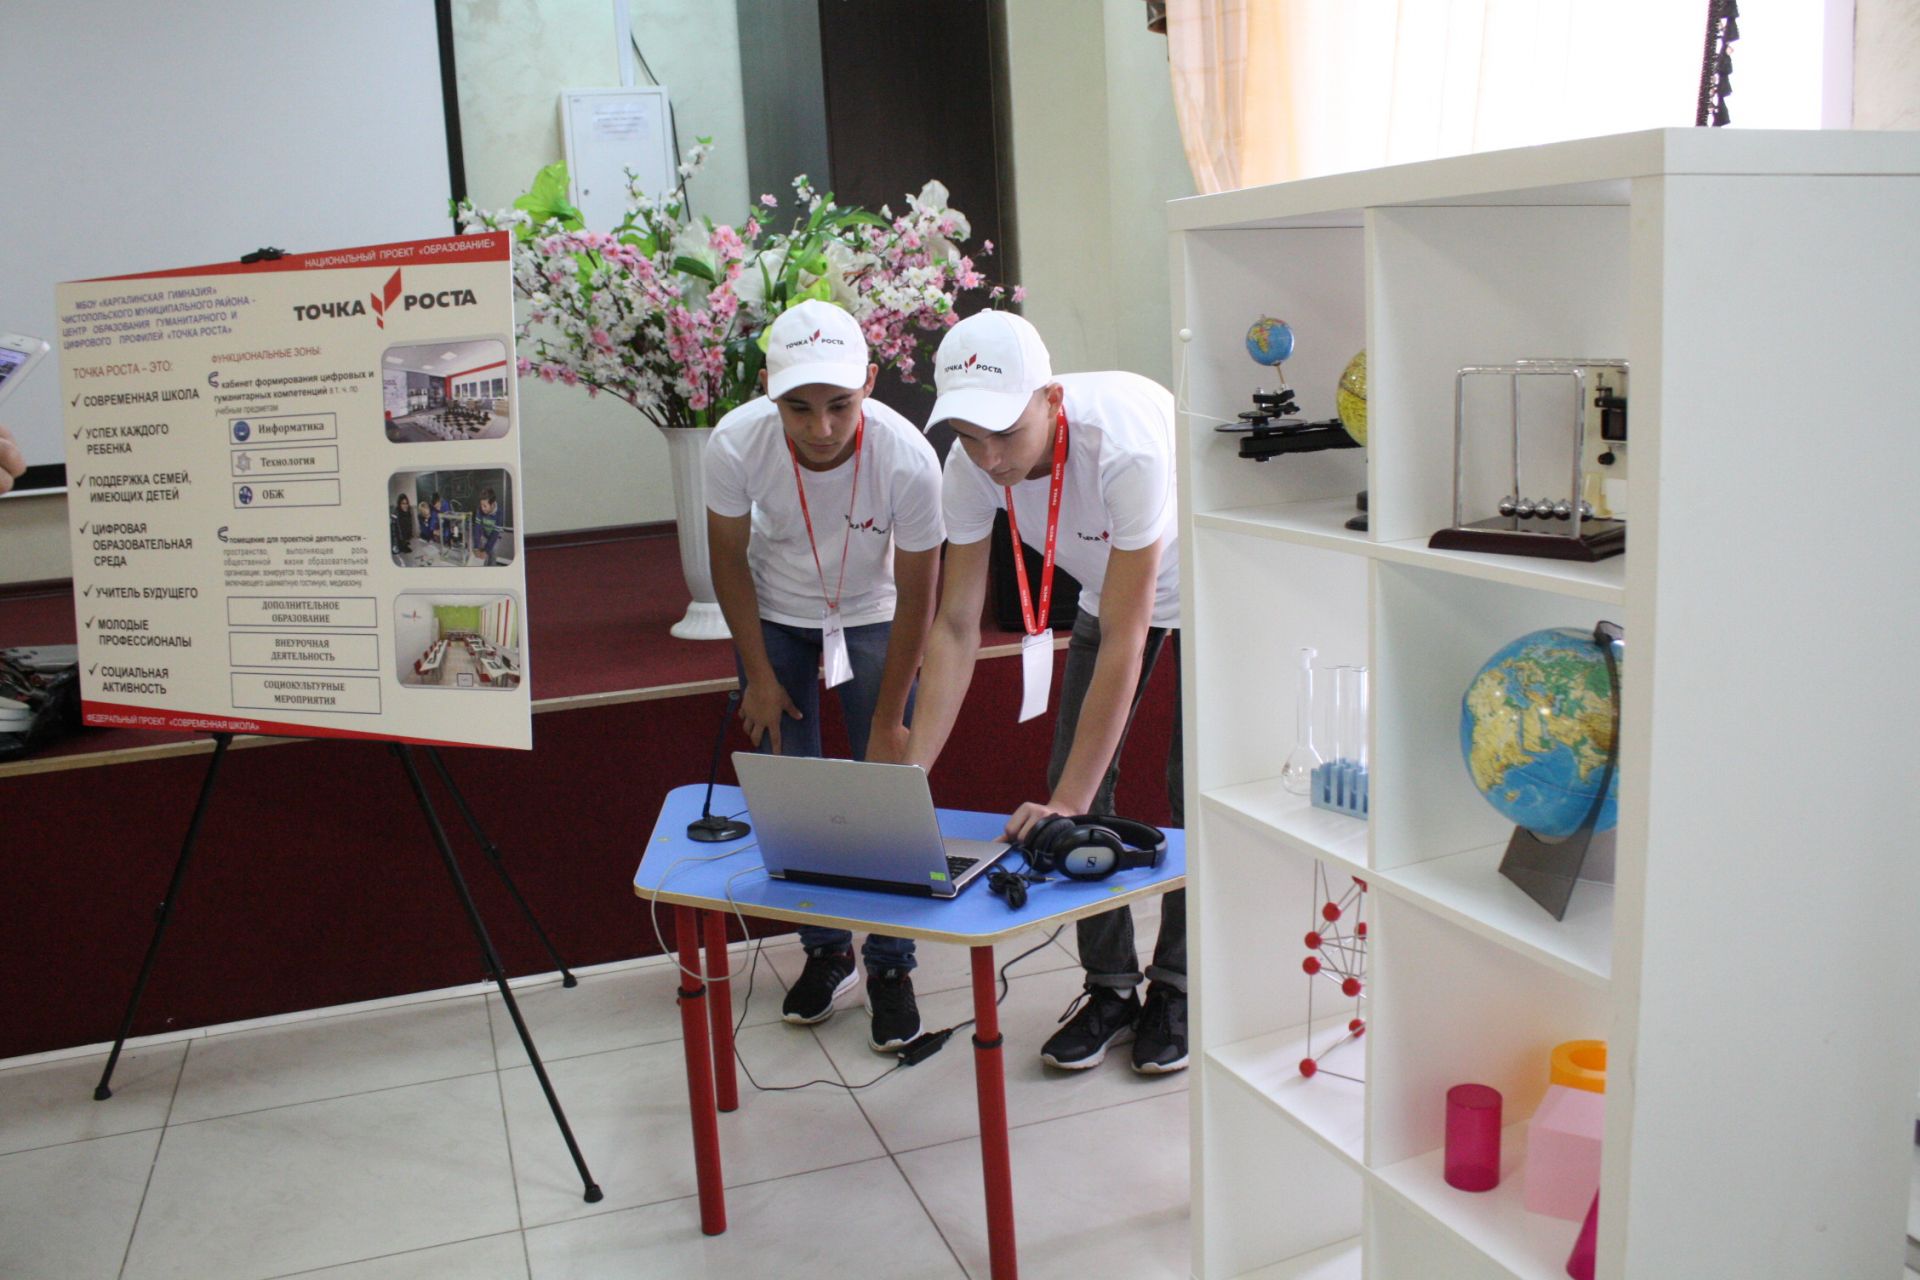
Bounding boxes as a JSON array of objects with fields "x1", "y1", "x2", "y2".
[
  {"x1": 391, "y1": 744, "x2": 603, "y2": 1203},
  {"x1": 95, "y1": 732, "x2": 234, "y2": 1102},
  {"x1": 422, "y1": 746, "x2": 576, "y2": 987}
]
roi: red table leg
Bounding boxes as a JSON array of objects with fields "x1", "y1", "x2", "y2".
[
  {"x1": 970, "y1": 945, "x2": 1019, "y2": 1279},
  {"x1": 703, "y1": 910, "x2": 739, "y2": 1112},
  {"x1": 674, "y1": 904, "x2": 726, "y2": 1235}
]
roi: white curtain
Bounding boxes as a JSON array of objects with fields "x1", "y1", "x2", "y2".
[{"x1": 1167, "y1": 0, "x2": 1712, "y2": 193}]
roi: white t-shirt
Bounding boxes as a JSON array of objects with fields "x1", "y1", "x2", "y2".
[
  {"x1": 705, "y1": 396, "x2": 945, "y2": 628},
  {"x1": 943, "y1": 371, "x2": 1181, "y2": 627}
]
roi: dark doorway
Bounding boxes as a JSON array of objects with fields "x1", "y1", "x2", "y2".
[{"x1": 815, "y1": 0, "x2": 1017, "y2": 452}]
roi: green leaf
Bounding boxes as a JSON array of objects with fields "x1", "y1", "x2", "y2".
[
  {"x1": 620, "y1": 231, "x2": 659, "y2": 255},
  {"x1": 673, "y1": 254, "x2": 720, "y2": 284},
  {"x1": 793, "y1": 276, "x2": 833, "y2": 304},
  {"x1": 574, "y1": 251, "x2": 601, "y2": 290},
  {"x1": 834, "y1": 209, "x2": 888, "y2": 229},
  {"x1": 513, "y1": 162, "x2": 583, "y2": 234}
]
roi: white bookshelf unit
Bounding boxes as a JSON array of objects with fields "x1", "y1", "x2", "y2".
[{"x1": 1174, "y1": 130, "x2": 1920, "y2": 1280}]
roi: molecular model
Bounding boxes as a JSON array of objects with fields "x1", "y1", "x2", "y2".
[{"x1": 1299, "y1": 864, "x2": 1368, "y2": 1081}]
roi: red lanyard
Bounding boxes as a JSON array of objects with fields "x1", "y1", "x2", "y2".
[
  {"x1": 1003, "y1": 406, "x2": 1069, "y2": 637},
  {"x1": 786, "y1": 412, "x2": 865, "y2": 613}
]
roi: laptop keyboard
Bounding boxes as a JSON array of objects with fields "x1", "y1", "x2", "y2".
[{"x1": 946, "y1": 854, "x2": 980, "y2": 879}]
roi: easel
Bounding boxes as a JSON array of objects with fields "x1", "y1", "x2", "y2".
[{"x1": 88, "y1": 732, "x2": 603, "y2": 1203}]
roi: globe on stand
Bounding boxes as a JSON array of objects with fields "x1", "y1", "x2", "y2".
[
  {"x1": 1245, "y1": 316, "x2": 1295, "y2": 368},
  {"x1": 1336, "y1": 349, "x2": 1368, "y2": 529},
  {"x1": 1335, "y1": 349, "x2": 1367, "y2": 447},
  {"x1": 1460, "y1": 624, "x2": 1624, "y2": 919}
]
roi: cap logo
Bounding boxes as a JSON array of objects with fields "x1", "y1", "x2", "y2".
[
  {"x1": 782, "y1": 330, "x2": 846, "y2": 352},
  {"x1": 941, "y1": 351, "x2": 1003, "y2": 376}
]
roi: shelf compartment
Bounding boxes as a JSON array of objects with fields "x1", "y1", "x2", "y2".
[
  {"x1": 1233, "y1": 1237, "x2": 1361, "y2": 1280},
  {"x1": 1202, "y1": 778, "x2": 1369, "y2": 875},
  {"x1": 1190, "y1": 505, "x2": 1624, "y2": 606},
  {"x1": 1186, "y1": 526, "x2": 1368, "y2": 802},
  {"x1": 1209, "y1": 1013, "x2": 1368, "y2": 1170},
  {"x1": 1372, "y1": 843, "x2": 1611, "y2": 987},
  {"x1": 1194, "y1": 499, "x2": 1373, "y2": 557},
  {"x1": 1372, "y1": 1122, "x2": 1583, "y2": 1280},
  {"x1": 1369, "y1": 563, "x2": 1624, "y2": 876},
  {"x1": 1371, "y1": 537, "x2": 1624, "y2": 606},
  {"x1": 1365, "y1": 895, "x2": 1612, "y2": 1175},
  {"x1": 1198, "y1": 1064, "x2": 1364, "y2": 1279}
]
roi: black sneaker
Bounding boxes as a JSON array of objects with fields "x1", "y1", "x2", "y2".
[
  {"x1": 1040, "y1": 984, "x2": 1140, "y2": 1070},
  {"x1": 782, "y1": 949, "x2": 857, "y2": 1024},
  {"x1": 1131, "y1": 984, "x2": 1189, "y2": 1074},
  {"x1": 865, "y1": 967, "x2": 922, "y2": 1053}
]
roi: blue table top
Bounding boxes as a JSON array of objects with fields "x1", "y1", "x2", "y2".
[{"x1": 634, "y1": 785, "x2": 1186, "y2": 946}]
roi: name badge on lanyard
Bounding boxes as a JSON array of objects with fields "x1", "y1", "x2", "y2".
[
  {"x1": 1004, "y1": 406, "x2": 1069, "y2": 722},
  {"x1": 821, "y1": 608, "x2": 852, "y2": 689},
  {"x1": 787, "y1": 414, "x2": 865, "y2": 689}
]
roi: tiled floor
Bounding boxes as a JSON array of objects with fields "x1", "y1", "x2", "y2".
[{"x1": 0, "y1": 907, "x2": 1190, "y2": 1280}]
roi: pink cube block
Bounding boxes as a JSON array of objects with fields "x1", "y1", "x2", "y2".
[{"x1": 1524, "y1": 1084, "x2": 1605, "y2": 1220}]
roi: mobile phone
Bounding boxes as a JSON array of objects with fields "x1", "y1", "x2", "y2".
[{"x1": 0, "y1": 332, "x2": 52, "y2": 406}]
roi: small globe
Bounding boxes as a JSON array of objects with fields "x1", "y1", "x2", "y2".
[
  {"x1": 1335, "y1": 350, "x2": 1367, "y2": 446},
  {"x1": 1460, "y1": 627, "x2": 1621, "y2": 840},
  {"x1": 1245, "y1": 316, "x2": 1294, "y2": 366}
]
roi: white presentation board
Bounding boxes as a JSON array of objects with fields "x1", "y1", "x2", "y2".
[
  {"x1": 56, "y1": 233, "x2": 532, "y2": 750},
  {"x1": 0, "y1": 1, "x2": 454, "y2": 491}
]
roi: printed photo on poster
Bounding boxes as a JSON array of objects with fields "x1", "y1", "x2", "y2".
[
  {"x1": 389, "y1": 468, "x2": 515, "y2": 568},
  {"x1": 382, "y1": 339, "x2": 512, "y2": 443},
  {"x1": 395, "y1": 593, "x2": 523, "y2": 690}
]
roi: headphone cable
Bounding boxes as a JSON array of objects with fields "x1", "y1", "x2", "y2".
[{"x1": 725, "y1": 924, "x2": 1066, "y2": 1093}]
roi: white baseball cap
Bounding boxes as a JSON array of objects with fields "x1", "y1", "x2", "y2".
[
  {"x1": 927, "y1": 311, "x2": 1053, "y2": 433},
  {"x1": 764, "y1": 300, "x2": 869, "y2": 398}
]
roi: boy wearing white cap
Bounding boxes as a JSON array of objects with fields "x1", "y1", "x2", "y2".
[
  {"x1": 904, "y1": 310, "x2": 1187, "y2": 1075},
  {"x1": 704, "y1": 298, "x2": 945, "y2": 1052}
]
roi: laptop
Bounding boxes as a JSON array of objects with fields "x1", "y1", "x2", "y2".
[{"x1": 732, "y1": 754, "x2": 1012, "y2": 898}]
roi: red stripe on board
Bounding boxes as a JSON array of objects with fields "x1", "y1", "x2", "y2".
[
  {"x1": 446, "y1": 358, "x2": 509, "y2": 383},
  {"x1": 80, "y1": 699, "x2": 523, "y2": 750},
  {"x1": 70, "y1": 232, "x2": 510, "y2": 284}
]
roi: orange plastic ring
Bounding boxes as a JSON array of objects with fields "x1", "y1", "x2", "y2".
[{"x1": 1551, "y1": 1040, "x2": 1607, "y2": 1094}]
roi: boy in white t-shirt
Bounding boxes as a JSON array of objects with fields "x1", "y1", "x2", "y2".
[
  {"x1": 903, "y1": 310, "x2": 1187, "y2": 1075},
  {"x1": 704, "y1": 299, "x2": 945, "y2": 1053}
]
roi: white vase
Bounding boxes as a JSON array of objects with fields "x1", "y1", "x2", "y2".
[{"x1": 658, "y1": 425, "x2": 731, "y2": 640}]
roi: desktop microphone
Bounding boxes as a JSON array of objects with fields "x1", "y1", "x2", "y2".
[{"x1": 687, "y1": 687, "x2": 752, "y2": 843}]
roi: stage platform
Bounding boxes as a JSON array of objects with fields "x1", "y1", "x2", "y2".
[{"x1": 0, "y1": 527, "x2": 1176, "y2": 1060}]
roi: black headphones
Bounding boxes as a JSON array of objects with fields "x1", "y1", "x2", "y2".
[
  {"x1": 988, "y1": 813, "x2": 1167, "y2": 908},
  {"x1": 1024, "y1": 814, "x2": 1167, "y2": 879}
]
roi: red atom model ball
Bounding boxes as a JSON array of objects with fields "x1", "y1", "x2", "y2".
[
  {"x1": 1304, "y1": 931, "x2": 1322, "y2": 949},
  {"x1": 1350, "y1": 1018, "x2": 1366, "y2": 1034},
  {"x1": 1302, "y1": 956, "x2": 1322, "y2": 975},
  {"x1": 1299, "y1": 1058, "x2": 1318, "y2": 1078},
  {"x1": 1356, "y1": 921, "x2": 1369, "y2": 937},
  {"x1": 1322, "y1": 902, "x2": 1342, "y2": 922},
  {"x1": 1341, "y1": 977, "x2": 1363, "y2": 997}
]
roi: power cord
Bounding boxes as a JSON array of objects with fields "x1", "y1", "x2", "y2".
[
  {"x1": 627, "y1": 31, "x2": 690, "y2": 217},
  {"x1": 725, "y1": 925, "x2": 1066, "y2": 1093},
  {"x1": 644, "y1": 845, "x2": 1067, "y2": 1092}
]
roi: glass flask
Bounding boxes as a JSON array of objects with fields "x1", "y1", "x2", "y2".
[{"x1": 1280, "y1": 647, "x2": 1321, "y2": 795}]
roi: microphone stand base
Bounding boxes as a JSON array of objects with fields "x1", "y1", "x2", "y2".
[{"x1": 687, "y1": 815, "x2": 752, "y2": 844}]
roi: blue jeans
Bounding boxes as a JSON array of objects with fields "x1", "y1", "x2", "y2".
[{"x1": 742, "y1": 618, "x2": 917, "y2": 974}]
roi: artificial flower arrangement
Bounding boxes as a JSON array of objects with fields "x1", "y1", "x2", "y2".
[{"x1": 457, "y1": 140, "x2": 1018, "y2": 430}]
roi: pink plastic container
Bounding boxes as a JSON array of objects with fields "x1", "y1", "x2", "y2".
[
  {"x1": 1444, "y1": 1083, "x2": 1503, "y2": 1191},
  {"x1": 1566, "y1": 1190, "x2": 1599, "y2": 1279}
]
